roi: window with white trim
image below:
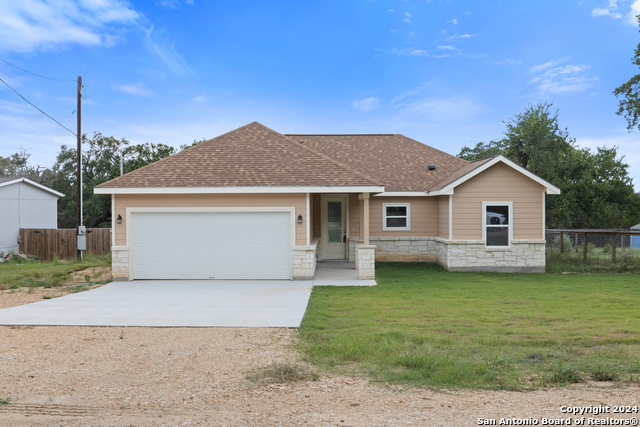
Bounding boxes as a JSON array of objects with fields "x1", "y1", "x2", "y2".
[
  {"x1": 383, "y1": 203, "x2": 410, "y2": 231},
  {"x1": 483, "y1": 202, "x2": 512, "y2": 247}
]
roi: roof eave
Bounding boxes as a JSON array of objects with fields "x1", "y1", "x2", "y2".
[
  {"x1": 94, "y1": 185, "x2": 386, "y2": 195},
  {"x1": 0, "y1": 177, "x2": 65, "y2": 197}
]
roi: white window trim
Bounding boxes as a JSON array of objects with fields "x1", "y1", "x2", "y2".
[
  {"x1": 482, "y1": 201, "x2": 513, "y2": 248},
  {"x1": 382, "y1": 203, "x2": 411, "y2": 231}
]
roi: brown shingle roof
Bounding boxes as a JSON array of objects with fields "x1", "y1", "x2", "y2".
[
  {"x1": 286, "y1": 134, "x2": 469, "y2": 192},
  {"x1": 97, "y1": 122, "x2": 476, "y2": 191},
  {"x1": 97, "y1": 122, "x2": 381, "y2": 188}
]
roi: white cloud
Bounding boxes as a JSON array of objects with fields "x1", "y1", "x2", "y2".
[
  {"x1": 447, "y1": 33, "x2": 476, "y2": 41},
  {"x1": 592, "y1": 0, "x2": 622, "y2": 19},
  {"x1": 0, "y1": 0, "x2": 139, "y2": 53},
  {"x1": 629, "y1": 0, "x2": 640, "y2": 24},
  {"x1": 157, "y1": 0, "x2": 192, "y2": 9},
  {"x1": 398, "y1": 96, "x2": 484, "y2": 121},
  {"x1": 448, "y1": 18, "x2": 458, "y2": 25},
  {"x1": 143, "y1": 25, "x2": 193, "y2": 77},
  {"x1": 437, "y1": 45, "x2": 457, "y2": 51},
  {"x1": 113, "y1": 83, "x2": 153, "y2": 96},
  {"x1": 529, "y1": 59, "x2": 596, "y2": 95},
  {"x1": 190, "y1": 95, "x2": 206, "y2": 103},
  {"x1": 352, "y1": 97, "x2": 381, "y2": 112},
  {"x1": 391, "y1": 48, "x2": 429, "y2": 57}
]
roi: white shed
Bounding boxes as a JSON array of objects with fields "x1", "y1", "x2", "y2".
[{"x1": 0, "y1": 177, "x2": 64, "y2": 255}]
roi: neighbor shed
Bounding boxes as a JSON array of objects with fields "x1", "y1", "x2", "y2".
[{"x1": 0, "y1": 177, "x2": 64, "y2": 254}]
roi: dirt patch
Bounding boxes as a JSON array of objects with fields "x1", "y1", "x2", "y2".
[
  {"x1": 0, "y1": 267, "x2": 111, "y2": 309},
  {"x1": 0, "y1": 325, "x2": 638, "y2": 426}
]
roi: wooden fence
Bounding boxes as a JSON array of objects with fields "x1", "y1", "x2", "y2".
[{"x1": 19, "y1": 228, "x2": 111, "y2": 261}]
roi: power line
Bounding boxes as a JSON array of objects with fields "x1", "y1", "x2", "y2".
[
  {"x1": 0, "y1": 76, "x2": 77, "y2": 137},
  {"x1": 0, "y1": 57, "x2": 76, "y2": 82}
]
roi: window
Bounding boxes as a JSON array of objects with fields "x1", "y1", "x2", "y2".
[
  {"x1": 383, "y1": 203, "x2": 410, "y2": 230},
  {"x1": 483, "y1": 202, "x2": 512, "y2": 247}
]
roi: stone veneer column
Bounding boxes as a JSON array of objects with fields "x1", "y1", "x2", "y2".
[
  {"x1": 356, "y1": 244, "x2": 376, "y2": 279},
  {"x1": 111, "y1": 246, "x2": 130, "y2": 281},
  {"x1": 291, "y1": 242, "x2": 318, "y2": 279}
]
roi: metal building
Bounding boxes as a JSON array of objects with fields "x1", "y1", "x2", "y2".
[{"x1": 0, "y1": 178, "x2": 64, "y2": 254}]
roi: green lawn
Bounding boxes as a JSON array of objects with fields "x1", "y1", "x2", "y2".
[
  {"x1": 299, "y1": 263, "x2": 640, "y2": 390},
  {"x1": 0, "y1": 253, "x2": 111, "y2": 290}
]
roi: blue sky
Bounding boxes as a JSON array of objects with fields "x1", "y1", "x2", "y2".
[{"x1": 1, "y1": 0, "x2": 640, "y2": 189}]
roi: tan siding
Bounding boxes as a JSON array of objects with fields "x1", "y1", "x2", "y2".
[
  {"x1": 452, "y1": 163, "x2": 544, "y2": 241},
  {"x1": 368, "y1": 197, "x2": 438, "y2": 238},
  {"x1": 438, "y1": 195, "x2": 449, "y2": 239},
  {"x1": 114, "y1": 193, "x2": 307, "y2": 246}
]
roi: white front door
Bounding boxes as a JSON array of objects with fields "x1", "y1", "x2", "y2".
[{"x1": 321, "y1": 195, "x2": 347, "y2": 260}]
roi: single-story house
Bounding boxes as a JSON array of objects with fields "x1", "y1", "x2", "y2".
[
  {"x1": 0, "y1": 177, "x2": 64, "y2": 254},
  {"x1": 95, "y1": 122, "x2": 560, "y2": 281}
]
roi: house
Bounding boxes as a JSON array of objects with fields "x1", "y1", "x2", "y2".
[
  {"x1": 94, "y1": 122, "x2": 560, "y2": 281},
  {"x1": 0, "y1": 177, "x2": 64, "y2": 255}
]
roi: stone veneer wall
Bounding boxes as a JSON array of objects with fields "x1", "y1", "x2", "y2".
[
  {"x1": 443, "y1": 239, "x2": 546, "y2": 272},
  {"x1": 350, "y1": 236, "x2": 545, "y2": 273},
  {"x1": 291, "y1": 241, "x2": 318, "y2": 279},
  {"x1": 111, "y1": 246, "x2": 129, "y2": 281}
]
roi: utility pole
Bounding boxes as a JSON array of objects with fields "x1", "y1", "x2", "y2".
[{"x1": 76, "y1": 76, "x2": 86, "y2": 259}]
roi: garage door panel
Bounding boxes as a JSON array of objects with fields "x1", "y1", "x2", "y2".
[{"x1": 132, "y1": 211, "x2": 292, "y2": 280}]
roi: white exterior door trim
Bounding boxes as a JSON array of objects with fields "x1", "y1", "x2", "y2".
[{"x1": 320, "y1": 194, "x2": 348, "y2": 260}]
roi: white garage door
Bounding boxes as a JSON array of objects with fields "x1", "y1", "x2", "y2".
[{"x1": 131, "y1": 212, "x2": 292, "y2": 280}]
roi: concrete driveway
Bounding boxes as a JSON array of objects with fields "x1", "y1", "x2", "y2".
[{"x1": 0, "y1": 280, "x2": 314, "y2": 328}]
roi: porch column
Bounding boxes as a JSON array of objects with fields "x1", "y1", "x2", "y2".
[{"x1": 362, "y1": 192, "x2": 370, "y2": 245}]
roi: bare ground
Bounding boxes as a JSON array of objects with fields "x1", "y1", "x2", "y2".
[{"x1": 0, "y1": 272, "x2": 638, "y2": 426}]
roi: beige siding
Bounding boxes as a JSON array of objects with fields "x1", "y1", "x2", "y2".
[
  {"x1": 114, "y1": 193, "x2": 307, "y2": 246},
  {"x1": 360, "y1": 196, "x2": 438, "y2": 238},
  {"x1": 452, "y1": 163, "x2": 544, "y2": 241},
  {"x1": 438, "y1": 195, "x2": 449, "y2": 239}
]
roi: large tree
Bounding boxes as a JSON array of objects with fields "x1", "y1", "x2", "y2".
[
  {"x1": 51, "y1": 133, "x2": 176, "y2": 228},
  {"x1": 459, "y1": 103, "x2": 640, "y2": 229},
  {"x1": 613, "y1": 16, "x2": 640, "y2": 131},
  {"x1": 0, "y1": 149, "x2": 54, "y2": 183}
]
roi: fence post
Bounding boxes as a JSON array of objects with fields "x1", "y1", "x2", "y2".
[
  {"x1": 583, "y1": 232, "x2": 588, "y2": 262},
  {"x1": 560, "y1": 231, "x2": 564, "y2": 253},
  {"x1": 612, "y1": 233, "x2": 617, "y2": 262}
]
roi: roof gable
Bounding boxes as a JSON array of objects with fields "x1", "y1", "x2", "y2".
[
  {"x1": 0, "y1": 177, "x2": 64, "y2": 197},
  {"x1": 97, "y1": 122, "x2": 381, "y2": 189},
  {"x1": 431, "y1": 154, "x2": 561, "y2": 195}
]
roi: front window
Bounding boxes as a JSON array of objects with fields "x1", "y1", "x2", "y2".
[
  {"x1": 483, "y1": 203, "x2": 511, "y2": 247},
  {"x1": 383, "y1": 203, "x2": 410, "y2": 231}
]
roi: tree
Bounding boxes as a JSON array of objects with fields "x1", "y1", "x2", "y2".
[
  {"x1": 613, "y1": 16, "x2": 640, "y2": 131},
  {"x1": 0, "y1": 149, "x2": 54, "y2": 183},
  {"x1": 51, "y1": 133, "x2": 176, "y2": 228},
  {"x1": 459, "y1": 103, "x2": 640, "y2": 229}
]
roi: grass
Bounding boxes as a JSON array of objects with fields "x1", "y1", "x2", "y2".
[
  {"x1": 248, "y1": 362, "x2": 318, "y2": 385},
  {"x1": 299, "y1": 263, "x2": 640, "y2": 390},
  {"x1": 0, "y1": 253, "x2": 111, "y2": 291},
  {"x1": 546, "y1": 243, "x2": 640, "y2": 274}
]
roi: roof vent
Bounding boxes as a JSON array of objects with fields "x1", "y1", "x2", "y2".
[{"x1": 428, "y1": 164, "x2": 436, "y2": 171}]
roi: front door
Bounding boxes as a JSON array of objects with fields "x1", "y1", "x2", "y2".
[{"x1": 321, "y1": 195, "x2": 347, "y2": 259}]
